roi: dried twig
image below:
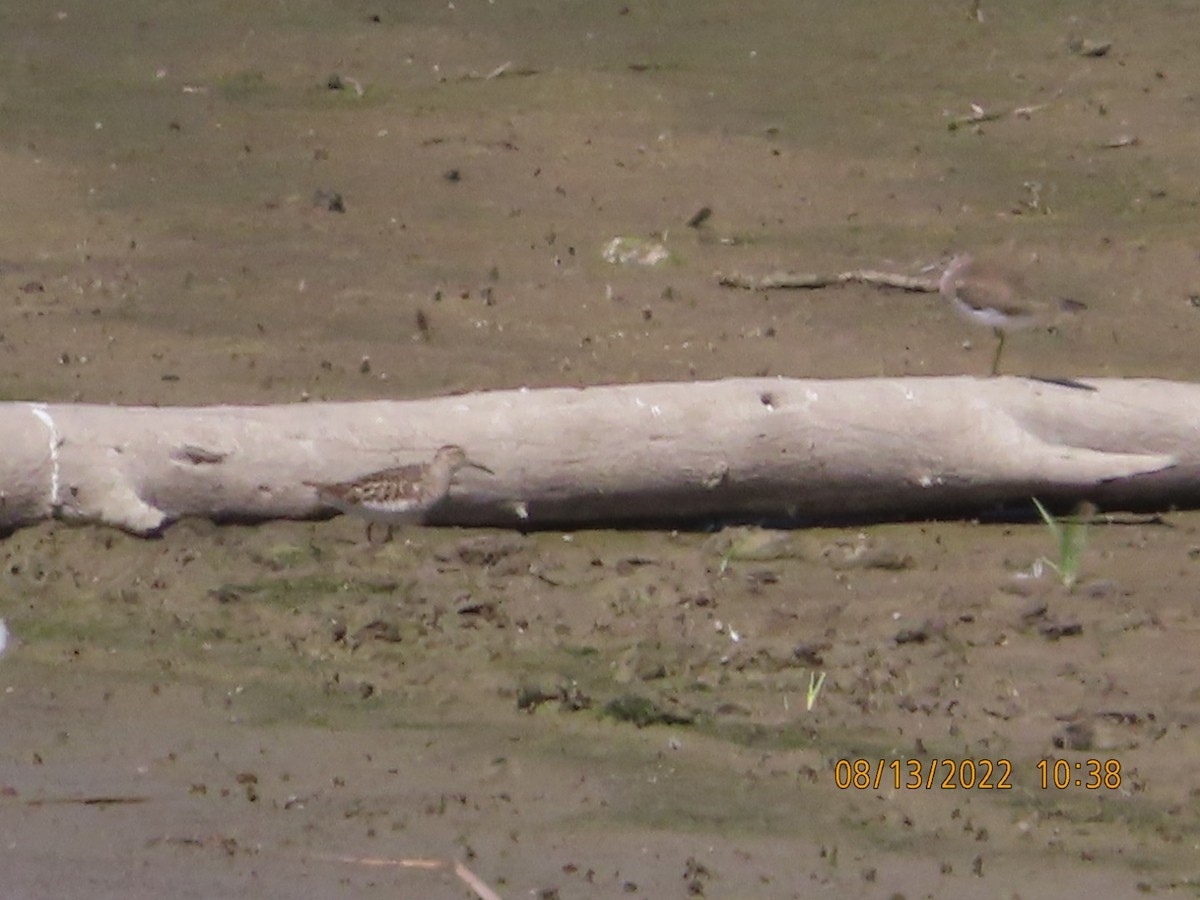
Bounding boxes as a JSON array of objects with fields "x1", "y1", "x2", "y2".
[
  {"x1": 948, "y1": 101, "x2": 1050, "y2": 129},
  {"x1": 454, "y1": 861, "x2": 504, "y2": 900},
  {"x1": 459, "y1": 63, "x2": 540, "y2": 81},
  {"x1": 26, "y1": 795, "x2": 149, "y2": 806},
  {"x1": 321, "y1": 853, "x2": 504, "y2": 900},
  {"x1": 951, "y1": 103, "x2": 1007, "y2": 126},
  {"x1": 485, "y1": 61, "x2": 512, "y2": 80},
  {"x1": 716, "y1": 269, "x2": 939, "y2": 293},
  {"x1": 1013, "y1": 103, "x2": 1048, "y2": 119}
]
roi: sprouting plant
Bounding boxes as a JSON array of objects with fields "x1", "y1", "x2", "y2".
[
  {"x1": 1032, "y1": 497, "x2": 1093, "y2": 590},
  {"x1": 806, "y1": 671, "x2": 827, "y2": 711},
  {"x1": 718, "y1": 544, "x2": 736, "y2": 575}
]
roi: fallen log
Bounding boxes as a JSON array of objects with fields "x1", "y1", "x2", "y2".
[{"x1": 0, "y1": 377, "x2": 1191, "y2": 536}]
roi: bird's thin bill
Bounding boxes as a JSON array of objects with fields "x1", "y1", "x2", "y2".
[
  {"x1": 466, "y1": 461, "x2": 496, "y2": 475},
  {"x1": 1058, "y1": 298, "x2": 1088, "y2": 315}
]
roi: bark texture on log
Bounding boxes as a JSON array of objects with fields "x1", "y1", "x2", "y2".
[{"x1": 0, "y1": 377, "x2": 1191, "y2": 535}]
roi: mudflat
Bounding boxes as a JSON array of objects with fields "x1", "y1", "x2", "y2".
[{"x1": 2, "y1": 3, "x2": 1199, "y2": 897}]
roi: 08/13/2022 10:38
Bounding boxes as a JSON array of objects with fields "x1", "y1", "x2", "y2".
[{"x1": 833, "y1": 758, "x2": 1124, "y2": 791}]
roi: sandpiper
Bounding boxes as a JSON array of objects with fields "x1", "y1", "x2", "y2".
[
  {"x1": 938, "y1": 253, "x2": 1086, "y2": 376},
  {"x1": 305, "y1": 444, "x2": 494, "y2": 542}
]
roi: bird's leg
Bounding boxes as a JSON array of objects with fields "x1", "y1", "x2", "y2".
[{"x1": 990, "y1": 328, "x2": 1006, "y2": 376}]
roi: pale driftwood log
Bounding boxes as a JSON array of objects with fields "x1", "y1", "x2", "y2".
[{"x1": 0, "y1": 377, "x2": 1193, "y2": 536}]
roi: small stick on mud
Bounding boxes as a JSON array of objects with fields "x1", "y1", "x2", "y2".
[
  {"x1": 322, "y1": 853, "x2": 504, "y2": 900},
  {"x1": 459, "y1": 62, "x2": 540, "y2": 81},
  {"x1": 485, "y1": 61, "x2": 512, "y2": 80},
  {"x1": 716, "y1": 269, "x2": 940, "y2": 293},
  {"x1": 26, "y1": 795, "x2": 149, "y2": 806},
  {"x1": 951, "y1": 103, "x2": 1007, "y2": 126},
  {"x1": 454, "y1": 861, "x2": 504, "y2": 900},
  {"x1": 947, "y1": 102, "x2": 1050, "y2": 129},
  {"x1": 1013, "y1": 103, "x2": 1049, "y2": 119}
]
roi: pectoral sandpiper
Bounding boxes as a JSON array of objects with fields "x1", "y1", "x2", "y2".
[
  {"x1": 938, "y1": 253, "x2": 1086, "y2": 375},
  {"x1": 305, "y1": 444, "x2": 494, "y2": 542}
]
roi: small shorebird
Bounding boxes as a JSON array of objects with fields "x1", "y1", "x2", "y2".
[
  {"x1": 938, "y1": 253, "x2": 1086, "y2": 376},
  {"x1": 305, "y1": 445, "x2": 494, "y2": 542}
]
